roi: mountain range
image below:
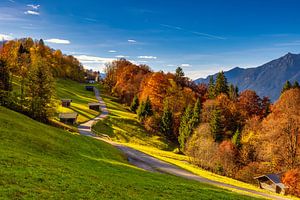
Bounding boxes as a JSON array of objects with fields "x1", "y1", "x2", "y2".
[{"x1": 195, "y1": 52, "x2": 300, "y2": 101}]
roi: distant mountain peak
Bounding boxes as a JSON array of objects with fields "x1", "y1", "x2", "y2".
[{"x1": 194, "y1": 52, "x2": 300, "y2": 101}]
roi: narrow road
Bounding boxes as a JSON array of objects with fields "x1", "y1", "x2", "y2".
[{"x1": 78, "y1": 88, "x2": 290, "y2": 200}]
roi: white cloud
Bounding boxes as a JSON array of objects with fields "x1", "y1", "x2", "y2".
[
  {"x1": 8, "y1": 0, "x2": 15, "y2": 3},
  {"x1": 128, "y1": 39, "x2": 137, "y2": 43},
  {"x1": 27, "y1": 4, "x2": 40, "y2": 10},
  {"x1": 275, "y1": 40, "x2": 300, "y2": 46},
  {"x1": 24, "y1": 10, "x2": 40, "y2": 15},
  {"x1": 108, "y1": 50, "x2": 117, "y2": 53},
  {"x1": 181, "y1": 64, "x2": 191, "y2": 67},
  {"x1": 115, "y1": 55, "x2": 129, "y2": 58},
  {"x1": 0, "y1": 33, "x2": 13, "y2": 40},
  {"x1": 45, "y1": 38, "x2": 71, "y2": 44},
  {"x1": 74, "y1": 55, "x2": 115, "y2": 64},
  {"x1": 138, "y1": 56, "x2": 157, "y2": 59},
  {"x1": 167, "y1": 64, "x2": 176, "y2": 67}
]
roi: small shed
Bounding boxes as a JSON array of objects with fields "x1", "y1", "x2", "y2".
[
  {"x1": 85, "y1": 86, "x2": 94, "y2": 91},
  {"x1": 88, "y1": 102, "x2": 101, "y2": 111},
  {"x1": 61, "y1": 99, "x2": 72, "y2": 107},
  {"x1": 59, "y1": 112, "x2": 78, "y2": 124},
  {"x1": 254, "y1": 173, "x2": 287, "y2": 195}
]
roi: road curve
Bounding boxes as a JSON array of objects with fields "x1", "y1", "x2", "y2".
[{"x1": 78, "y1": 88, "x2": 290, "y2": 200}]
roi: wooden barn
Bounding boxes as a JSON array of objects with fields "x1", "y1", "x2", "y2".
[
  {"x1": 59, "y1": 113, "x2": 78, "y2": 124},
  {"x1": 88, "y1": 102, "x2": 101, "y2": 111},
  {"x1": 254, "y1": 173, "x2": 287, "y2": 195},
  {"x1": 85, "y1": 86, "x2": 94, "y2": 91},
  {"x1": 61, "y1": 99, "x2": 72, "y2": 107}
]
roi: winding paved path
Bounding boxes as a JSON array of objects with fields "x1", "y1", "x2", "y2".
[{"x1": 78, "y1": 88, "x2": 290, "y2": 200}]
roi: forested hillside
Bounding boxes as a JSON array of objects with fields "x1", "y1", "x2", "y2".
[
  {"x1": 0, "y1": 38, "x2": 85, "y2": 122},
  {"x1": 103, "y1": 59, "x2": 300, "y2": 197}
]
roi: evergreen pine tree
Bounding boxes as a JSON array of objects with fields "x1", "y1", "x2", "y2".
[
  {"x1": 208, "y1": 76, "x2": 215, "y2": 99},
  {"x1": 232, "y1": 129, "x2": 241, "y2": 148},
  {"x1": 26, "y1": 54, "x2": 54, "y2": 122},
  {"x1": 144, "y1": 96, "x2": 153, "y2": 116},
  {"x1": 178, "y1": 105, "x2": 194, "y2": 151},
  {"x1": 281, "y1": 80, "x2": 292, "y2": 94},
  {"x1": 130, "y1": 95, "x2": 139, "y2": 113},
  {"x1": 160, "y1": 101, "x2": 174, "y2": 140},
  {"x1": 137, "y1": 96, "x2": 152, "y2": 121},
  {"x1": 175, "y1": 67, "x2": 185, "y2": 78},
  {"x1": 293, "y1": 81, "x2": 300, "y2": 89},
  {"x1": 215, "y1": 71, "x2": 229, "y2": 96},
  {"x1": 229, "y1": 84, "x2": 239, "y2": 100},
  {"x1": 210, "y1": 109, "x2": 223, "y2": 142},
  {"x1": 191, "y1": 98, "x2": 201, "y2": 127},
  {"x1": 0, "y1": 58, "x2": 11, "y2": 105}
]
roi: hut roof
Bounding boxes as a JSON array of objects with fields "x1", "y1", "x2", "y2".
[
  {"x1": 59, "y1": 112, "x2": 78, "y2": 119},
  {"x1": 254, "y1": 174, "x2": 287, "y2": 188}
]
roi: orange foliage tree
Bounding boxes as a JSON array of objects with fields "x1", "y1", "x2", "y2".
[{"x1": 282, "y1": 169, "x2": 300, "y2": 196}]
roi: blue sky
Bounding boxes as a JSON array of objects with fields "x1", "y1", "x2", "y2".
[{"x1": 1, "y1": 0, "x2": 300, "y2": 79}]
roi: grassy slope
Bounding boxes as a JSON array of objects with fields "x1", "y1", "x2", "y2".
[
  {"x1": 55, "y1": 79, "x2": 100, "y2": 124},
  {"x1": 93, "y1": 87, "x2": 295, "y2": 199},
  {"x1": 11, "y1": 77, "x2": 100, "y2": 126},
  {"x1": 92, "y1": 89, "x2": 169, "y2": 149},
  {"x1": 0, "y1": 106, "x2": 259, "y2": 200}
]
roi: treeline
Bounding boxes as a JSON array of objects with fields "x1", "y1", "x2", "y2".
[
  {"x1": 104, "y1": 59, "x2": 300, "y2": 196},
  {"x1": 104, "y1": 59, "x2": 202, "y2": 142},
  {"x1": 0, "y1": 38, "x2": 85, "y2": 122}
]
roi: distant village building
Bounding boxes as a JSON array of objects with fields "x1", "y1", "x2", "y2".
[
  {"x1": 61, "y1": 99, "x2": 72, "y2": 107},
  {"x1": 88, "y1": 102, "x2": 101, "y2": 111},
  {"x1": 85, "y1": 69, "x2": 100, "y2": 83},
  {"x1": 85, "y1": 86, "x2": 94, "y2": 91},
  {"x1": 59, "y1": 113, "x2": 78, "y2": 124},
  {"x1": 254, "y1": 174, "x2": 287, "y2": 195}
]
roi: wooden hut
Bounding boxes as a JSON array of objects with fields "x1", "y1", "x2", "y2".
[
  {"x1": 88, "y1": 102, "x2": 101, "y2": 111},
  {"x1": 254, "y1": 174, "x2": 287, "y2": 194},
  {"x1": 85, "y1": 86, "x2": 94, "y2": 91},
  {"x1": 59, "y1": 113, "x2": 78, "y2": 124},
  {"x1": 61, "y1": 99, "x2": 72, "y2": 107}
]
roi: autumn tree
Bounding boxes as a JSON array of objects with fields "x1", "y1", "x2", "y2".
[
  {"x1": 130, "y1": 95, "x2": 139, "y2": 113},
  {"x1": 237, "y1": 90, "x2": 262, "y2": 119},
  {"x1": 259, "y1": 88, "x2": 300, "y2": 170},
  {"x1": 215, "y1": 141, "x2": 239, "y2": 176},
  {"x1": 282, "y1": 169, "x2": 300, "y2": 197},
  {"x1": 215, "y1": 71, "x2": 228, "y2": 96}
]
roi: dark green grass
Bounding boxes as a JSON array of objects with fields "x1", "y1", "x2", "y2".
[{"x1": 0, "y1": 106, "x2": 260, "y2": 199}]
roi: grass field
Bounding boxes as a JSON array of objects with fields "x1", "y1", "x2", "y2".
[
  {"x1": 0, "y1": 106, "x2": 260, "y2": 200},
  {"x1": 92, "y1": 89, "x2": 170, "y2": 149},
  {"x1": 11, "y1": 77, "x2": 100, "y2": 127},
  {"x1": 55, "y1": 79, "x2": 100, "y2": 124},
  {"x1": 92, "y1": 86, "x2": 296, "y2": 200}
]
